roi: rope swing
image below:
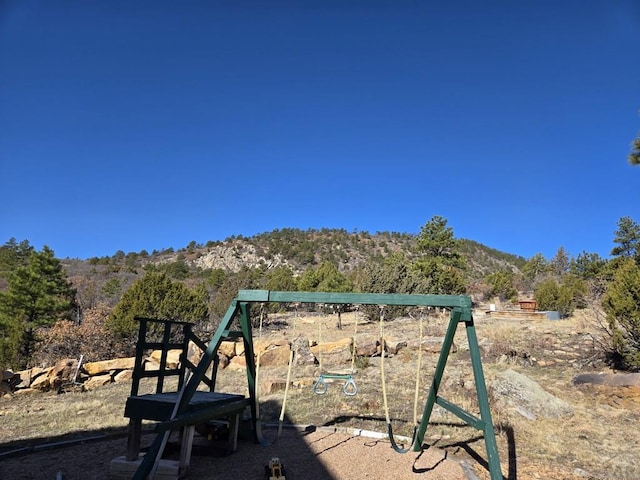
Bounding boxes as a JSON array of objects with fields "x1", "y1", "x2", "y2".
[
  {"x1": 254, "y1": 303, "x2": 296, "y2": 446},
  {"x1": 379, "y1": 305, "x2": 422, "y2": 454}
]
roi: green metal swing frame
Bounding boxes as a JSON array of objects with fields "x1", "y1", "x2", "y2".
[{"x1": 132, "y1": 290, "x2": 504, "y2": 480}]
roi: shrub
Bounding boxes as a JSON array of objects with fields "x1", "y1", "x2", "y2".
[{"x1": 602, "y1": 258, "x2": 640, "y2": 370}]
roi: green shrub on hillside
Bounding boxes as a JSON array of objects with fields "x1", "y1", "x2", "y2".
[
  {"x1": 602, "y1": 258, "x2": 640, "y2": 370},
  {"x1": 106, "y1": 272, "x2": 208, "y2": 340},
  {"x1": 534, "y1": 275, "x2": 586, "y2": 317},
  {"x1": 485, "y1": 270, "x2": 517, "y2": 302}
]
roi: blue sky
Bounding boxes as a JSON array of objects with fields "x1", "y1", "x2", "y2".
[{"x1": 1, "y1": 1, "x2": 639, "y2": 261}]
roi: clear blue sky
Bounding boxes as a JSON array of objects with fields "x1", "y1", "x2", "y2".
[{"x1": 1, "y1": 1, "x2": 639, "y2": 261}]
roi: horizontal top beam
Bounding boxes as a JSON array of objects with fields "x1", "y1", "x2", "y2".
[{"x1": 236, "y1": 290, "x2": 472, "y2": 309}]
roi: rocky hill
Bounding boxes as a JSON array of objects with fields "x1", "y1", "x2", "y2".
[
  {"x1": 62, "y1": 229, "x2": 526, "y2": 308},
  {"x1": 186, "y1": 230, "x2": 525, "y2": 279}
]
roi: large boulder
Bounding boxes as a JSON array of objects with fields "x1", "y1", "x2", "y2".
[
  {"x1": 48, "y1": 358, "x2": 80, "y2": 391},
  {"x1": 407, "y1": 337, "x2": 458, "y2": 354},
  {"x1": 15, "y1": 367, "x2": 48, "y2": 388},
  {"x1": 84, "y1": 357, "x2": 135, "y2": 376},
  {"x1": 258, "y1": 344, "x2": 292, "y2": 367},
  {"x1": 311, "y1": 338, "x2": 353, "y2": 365},
  {"x1": 354, "y1": 335, "x2": 378, "y2": 357},
  {"x1": 84, "y1": 373, "x2": 113, "y2": 390},
  {"x1": 147, "y1": 349, "x2": 182, "y2": 369},
  {"x1": 291, "y1": 336, "x2": 317, "y2": 366},
  {"x1": 573, "y1": 372, "x2": 640, "y2": 387},
  {"x1": 491, "y1": 369, "x2": 574, "y2": 419},
  {"x1": 30, "y1": 369, "x2": 54, "y2": 391},
  {"x1": 218, "y1": 341, "x2": 237, "y2": 358}
]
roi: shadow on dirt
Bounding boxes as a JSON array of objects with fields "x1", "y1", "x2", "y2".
[{"x1": 321, "y1": 414, "x2": 517, "y2": 480}]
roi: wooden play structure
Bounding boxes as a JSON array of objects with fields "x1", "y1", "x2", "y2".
[{"x1": 123, "y1": 290, "x2": 504, "y2": 480}]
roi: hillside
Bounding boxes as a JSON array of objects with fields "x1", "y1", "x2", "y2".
[
  {"x1": 68, "y1": 228, "x2": 525, "y2": 281},
  {"x1": 56, "y1": 228, "x2": 528, "y2": 319}
]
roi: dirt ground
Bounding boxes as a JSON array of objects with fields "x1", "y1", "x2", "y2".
[{"x1": 0, "y1": 428, "x2": 473, "y2": 480}]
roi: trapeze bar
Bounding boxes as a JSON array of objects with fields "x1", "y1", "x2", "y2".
[{"x1": 313, "y1": 374, "x2": 358, "y2": 396}]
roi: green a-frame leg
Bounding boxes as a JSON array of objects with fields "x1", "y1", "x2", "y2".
[{"x1": 132, "y1": 290, "x2": 503, "y2": 480}]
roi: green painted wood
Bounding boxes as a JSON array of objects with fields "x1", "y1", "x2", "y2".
[
  {"x1": 435, "y1": 396, "x2": 485, "y2": 430},
  {"x1": 155, "y1": 398, "x2": 251, "y2": 432},
  {"x1": 237, "y1": 289, "x2": 473, "y2": 311},
  {"x1": 467, "y1": 318, "x2": 503, "y2": 480},
  {"x1": 239, "y1": 302, "x2": 259, "y2": 442},
  {"x1": 132, "y1": 300, "x2": 242, "y2": 480},
  {"x1": 414, "y1": 308, "x2": 459, "y2": 451}
]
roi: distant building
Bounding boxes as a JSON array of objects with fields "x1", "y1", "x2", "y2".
[{"x1": 519, "y1": 300, "x2": 537, "y2": 312}]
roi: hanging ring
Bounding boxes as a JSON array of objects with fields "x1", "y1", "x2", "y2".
[
  {"x1": 313, "y1": 376, "x2": 327, "y2": 395},
  {"x1": 342, "y1": 377, "x2": 358, "y2": 396}
]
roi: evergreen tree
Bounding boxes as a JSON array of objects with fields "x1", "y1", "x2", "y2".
[
  {"x1": 106, "y1": 272, "x2": 208, "y2": 339},
  {"x1": 485, "y1": 270, "x2": 518, "y2": 302},
  {"x1": 534, "y1": 275, "x2": 586, "y2": 317},
  {"x1": 415, "y1": 215, "x2": 464, "y2": 266},
  {"x1": 611, "y1": 217, "x2": 640, "y2": 261},
  {"x1": 629, "y1": 115, "x2": 640, "y2": 165},
  {"x1": 0, "y1": 238, "x2": 34, "y2": 279},
  {"x1": 570, "y1": 251, "x2": 607, "y2": 280},
  {"x1": 210, "y1": 267, "x2": 260, "y2": 321},
  {"x1": 314, "y1": 262, "x2": 352, "y2": 292},
  {"x1": 412, "y1": 216, "x2": 466, "y2": 295},
  {"x1": 602, "y1": 258, "x2": 640, "y2": 370},
  {"x1": 355, "y1": 252, "x2": 422, "y2": 320},
  {"x1": 550, "y1": 246, "x2": 570, "y2": 278},
  {"x1": 264, "y1": 266, "x2": 298, "y2": 292},
  {"x1": 522, "y1": 253, "x2": 548, "y2": 287},
  {"x1": 534, "y1": 278, "x2": 559, "y2": 312},
  {"x1": 0, "y1": 246, "x2": 76, "y2": 368}
]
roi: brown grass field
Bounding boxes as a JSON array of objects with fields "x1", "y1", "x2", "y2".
[{"x1": 1, "y1": 309, "x2": 639, "y2": 479}]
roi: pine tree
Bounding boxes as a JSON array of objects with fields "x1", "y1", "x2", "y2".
[
  {"x1": 611, "y1": 216, "x2": 640, "y2": 261},
  {"x1": 0, "y1": 246, "x2": 76, "y2": 368},
  {"x1": 106, "y1": 272, "x2": 208, "y2": 339},
  {"x1": 412, "y1": 216, "x2": 466, "y2": 295},
  {"x1": 602, "y1": 258, "x2": 640, "y2": 370},
  {"x1": 629, "y1": 118, "x2": 640, "y2": 165}
]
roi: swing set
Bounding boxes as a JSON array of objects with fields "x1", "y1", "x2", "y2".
[{"x1": 128, "y1": 290, "x2": 504, "y2": 480}]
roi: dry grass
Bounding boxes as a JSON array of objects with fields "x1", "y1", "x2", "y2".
[{"x1": 1, "y1": 309, "x2": 638, "y2": 480}]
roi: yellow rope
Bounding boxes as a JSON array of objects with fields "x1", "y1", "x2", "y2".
[
  {"x1": 278, "y1": 306, "x2": 297, "y2": 435},
  {"x1": 317, "y1": 311, "x2": 323, "y2": 372},
  {"x1": 254, "y1": 303, "x2": 296, "y2": 442},
  {"x1": 412, "y1": 309, "x2": 424, "y2": 426},
  {"x1": 254, "y1": 304, "x2": 265, "y2": 422},
  {"x1": 350, "y1": 306, "x2": 358, "y2": 373},
  {"x1": 381, "y1": 306, "x2": 424, "y2": 428},
  {"x1": 379, "y1": 306, "x2": 392, "y2": 425}
]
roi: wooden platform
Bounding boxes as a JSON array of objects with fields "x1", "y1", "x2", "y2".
[{"x1": 124, "y1": 391, "x2": 250, "y2": 467}]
